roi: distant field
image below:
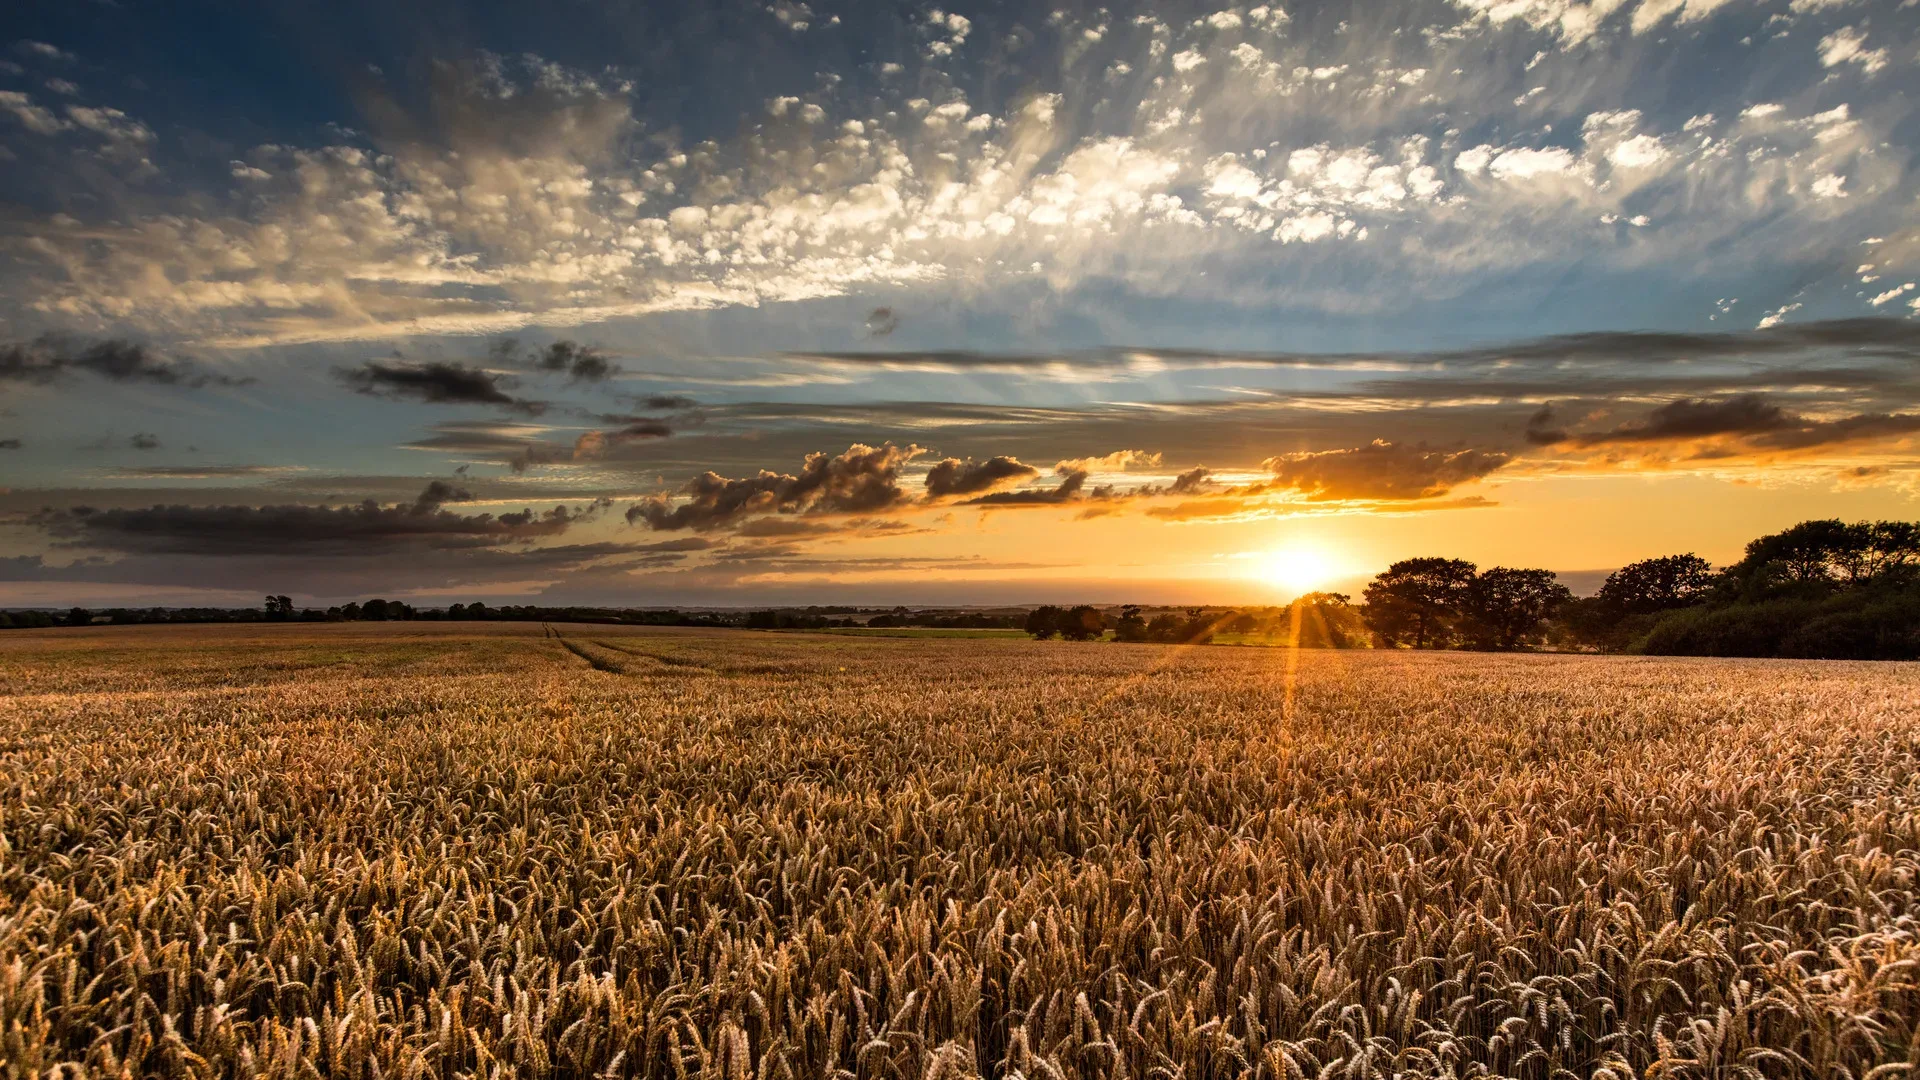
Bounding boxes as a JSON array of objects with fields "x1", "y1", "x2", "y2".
[
  {"x1": 2, "y1": 623, "x2": 1916, "y2": 1078},
  {"x1": 804, "y1": 626, "x2": 1031, "y2": 638}
]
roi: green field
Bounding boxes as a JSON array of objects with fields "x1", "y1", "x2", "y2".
[
  {"x1": 2, "y1": 622, "x2": 1917, "y2": 1078},
  {"x1": 804, "y1": 626, "x2": 1032, "y2": 638}
]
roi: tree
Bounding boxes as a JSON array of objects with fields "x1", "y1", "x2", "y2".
[
  {"x1": 1146, "y1": 612, "x2": 1186, "y2": 642},
  {"x1": 1362, "y1": 558, "x2": 1477, "y2": 648},
  {"x1": 361, "y1": 598, "x2": 391, "y2": 621},
  {"x1": 1857, "y1": 521, "x2": 1920, "y2": 582},
  {"x1": 1463, "y1": 568, "x2": 1572, "y2": 650},
  {"x1": 1288, "y1": 592, "x2": 1365, "y2": 648},
  {"x1": 263, "y1": 595, "x2": 294, "y2": 620},
  {"x1": 1024, "y1": 605, "x2": 1063, "y2": 639},
  {"x1": 1113, "y1": 604, "x2": 1148, "y2": 642},
  {"x1": 1059, "y1": 605, "x2": 1106, "y2": 641},
  {"x1": 1596, "y1": 554, "x2": 1717, "y2": 615},
  {"x1": 66, "y1": 607, "x2": 91, "y2": 627},
  {"x1": 1734, "y1": 519, "x2": 1857, "y2": 588}
]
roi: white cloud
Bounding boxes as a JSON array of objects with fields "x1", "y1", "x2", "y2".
[
  {"x1": 3, "y1": 13, "x2": 1912, "y2": 347},
  {"x1": 1868, "y1": 282, "x2": 1913, "y2": 306},
  {"x1": 1628, "y1": 0, "x2": 1742, "y2": 34},
  {"x1": 1248, "y1": 6, "x2": 1291, "y2": 30},
  {"x1": 1818, "y1": 27, "x2": 1888, "y2": 74},
  {"x1": 1757, "y1": 302, "x2": 1802, "y2": 329},
  {"x1": 1276, "y1": 211, "x2": 1339, "y2": 243},
  {"x1": 1449, "y1": 0, "x2": 1747, "y2": 47},
  {"x1": 767, "y1": 1, "x2": 814, "y2": 31},
  {"x1": 1454, "y1": 145, "x2": 1493, "y2": 174},
  {"x1": 64, "y1": 105, "x2": 156, "y2": 149},
  {"x1": 0, "y1": 91, "x2": 66, "y2": 134},
  {"x1": 1608, "y1": 134, "x2": 1668, "y2": 168},
  {"x1": 923, "y1": 10, "x2": 972, "y2": 56},
  {"x1": 18, "y1": 41, "x2": 76, "y2": 62},
  {"x1": 1488, "y1": 146, "x2": 1580, "y2": 180}
]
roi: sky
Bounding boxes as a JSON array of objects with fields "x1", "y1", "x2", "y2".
[{"x1": 0, "y1": 0, "x2": 1917, "y2": 608}]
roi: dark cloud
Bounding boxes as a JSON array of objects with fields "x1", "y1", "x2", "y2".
[
  {"x1": 632, "y1": 393, "x2": 697, "y2": 411},
  {"x1": 529, "y1": 340, "x2": 619, "y2": 382},
  {"x1": 1524, "y1": 405, "x2": 1567, "y2": 446},
  {"x1": 0, "y1": 336, "x2": 251, "y2": 388},
  {"x1": 966, "y1": 469, "x2": 1089, "y2": 506},
  {"x1": 0, "y1": 540, "x2": 652, "y2": 599},
  {"x1": 571, "y1": 418, "x2": 673, "y2": 460},
  {"x1": 27, "y1": 483, "x2": 604, "y2": 557},
  {"x1": 628, "y1": 536, "x2": 720, "y2": 552},
  {"x1": 1263, "y1": 441, "x2": 1511, "y2": 501},
  {"x1": 628, "y1": 442, "x2": 920, "y2": 530},
  {"x1": 0, "y1": 438, "x2": 21, "y2": 450},
  {"x1": 1550, "y1": 394, "x2": 1920, "y2": 454},
  {"x1": 402, "y1": 421, "x2": 575, "y2": 473},
  {"x1": 412, "y1": 479, "x2": 472, "y2": 512},
  {"x1": 596, "y1": 417, "x2": 675, "y2": 438},
  {"x1": 128, "y1": 432, "x2": 160, "y2": 450},
  {"x1": 107, "y1": 464, "x2": 291, "y2": 478},
  {"x1": 732, "y1": 517, "x2": 838, "y2": 538},
  {"x1": 1169, "y1": 466, "x2": 1213, "y2": 494},
  {"x1": 924, "y1": 455, "x2": 1039, "y2": 498},
  {"x1": 865, "y1": 307, "x2": 899, "y2": 337},
  {"x1": 787, "y1": 318, "x2": 1920, "y2": 374},
  {"x1": 336, "y1": 360, "x2": 543, "y2": 414},
  {"x1": 1755, "y1": 413, "x2": 1920, "y2": 451},
  {"x1": 1572, "y1": 395, "x2": 1790, "y2": 444}
]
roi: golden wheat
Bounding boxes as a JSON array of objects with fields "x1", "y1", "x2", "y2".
[{"x1": 1, "y1": 622, "x2": 1916, "y2": 1079}]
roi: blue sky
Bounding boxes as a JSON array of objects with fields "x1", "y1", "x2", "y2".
[{"x1": 0, "y1": 0, "x2": 1917, "y2": 606}]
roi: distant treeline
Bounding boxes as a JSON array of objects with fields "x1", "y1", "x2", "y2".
[
  {"x1": 0, "y1": 601, "x2": 1014, "y2": 632},
  {"x1": 8, "y1": 519, "x2": 1915, "y2": 658},
  {"x1": 1575, "y1": 519, "x2": 1920, "y2": 659},
  {"x1": 1346, "y1": 518, "x2": 1920, "y2": 659},
  {"x1": 1017, "y1": 519, "x2": 1920, "y2": 660}
]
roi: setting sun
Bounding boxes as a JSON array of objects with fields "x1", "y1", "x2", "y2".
[{"x1": 1258, "y1": 546, "x2": 1340, "y2": 598}]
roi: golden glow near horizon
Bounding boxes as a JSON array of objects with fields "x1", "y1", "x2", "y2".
[{"x1": 1256, "y1": 544, "x2": 1341, "y2": 600}]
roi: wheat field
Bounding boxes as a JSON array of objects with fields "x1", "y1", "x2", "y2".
[{"x1": 1, "y1": 622, "x2": 1916, "y2": 1079}]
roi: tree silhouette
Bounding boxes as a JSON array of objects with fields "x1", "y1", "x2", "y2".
[
  {"x1": 1024, "y1": 606, "x2": 1063, "y2": 639},
  {"x1": 1726, "y1": 519, "x2": 1920, "y2": 594},
  {"x1": 1362, "y1": 557, "x2": 1477, "y2": 648},
  {"x1": 1596, "y1": 554, "x2": 1716, "y2": 615},
  {"x1": 1463, "y1": 568, "x2": 1571, "y2": 650},
  {"x1": 1059, "y1": 605, "x2": 1106, "y2": 641}
]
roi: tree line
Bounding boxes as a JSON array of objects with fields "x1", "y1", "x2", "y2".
[
  {"x1": 9, "y1": 519, "x2": 1917, "y2": 658},
  {"x1": 1585, "y1": 519, "x2": 1920, "y2": 659},
  {"x1": 1015, "y1": 519, "x2": 1920, "y2": 660}
]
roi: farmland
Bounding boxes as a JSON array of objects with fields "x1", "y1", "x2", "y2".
[{"x1": 1, "y1": 623, "x2": 1917, "y2": 1079}]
